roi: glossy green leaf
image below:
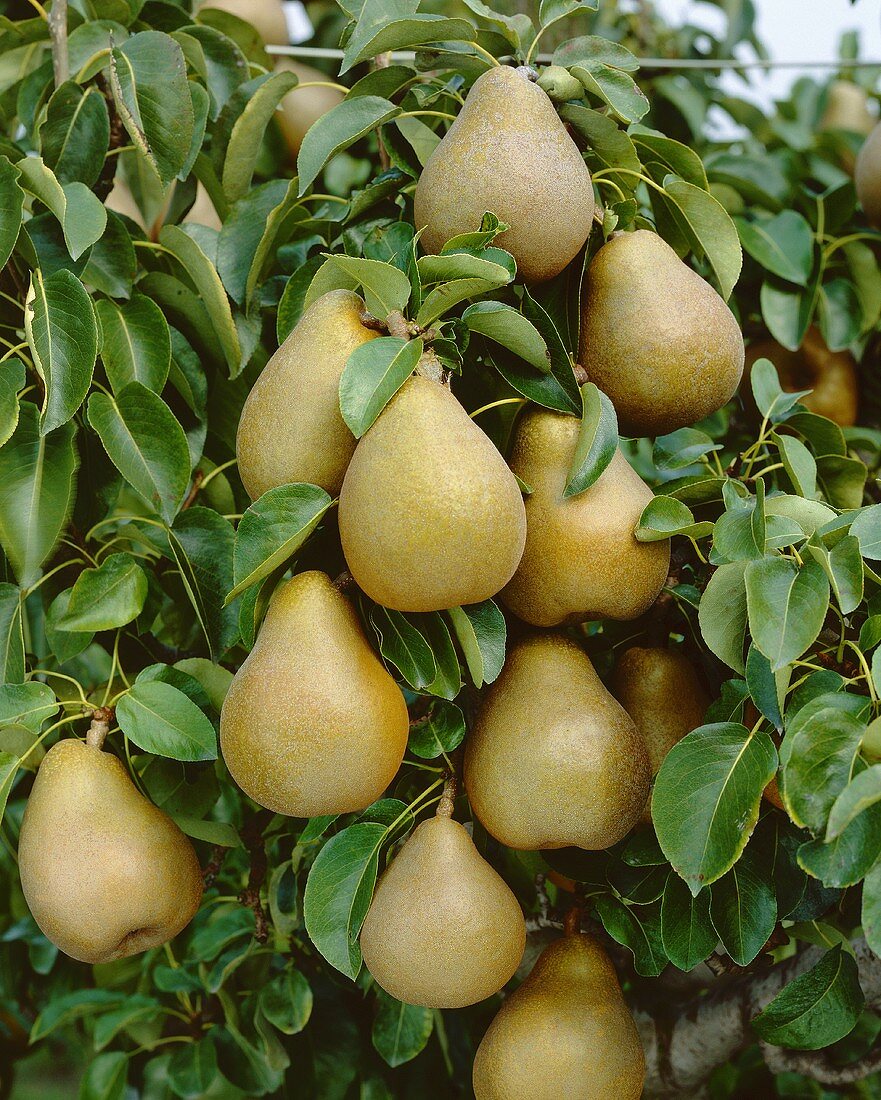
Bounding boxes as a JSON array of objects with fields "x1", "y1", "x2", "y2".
[
  {"x1": 0, "y1": 155, "x2": 24, "y2": 270},
  {"x1": 710, "y1": 845, "x2": 777, "y2": 965},
  {"x1": 745, "y1": 557, "x2": 830, "y2": 671},
  {"x1": 698, "y1": 560, "x2": 748, "y2": 673},
  {"x1": 461, "y1": 300, "x2": 550, "y2": 372},
  {"x1": 563, "y1": 384, "x2": 618, "y2": 497},
  {"x1": 447, "y1": 600, "x2": 505, "y2": 688},
  {"x1": 96, "y1": 293, "x2": 171, "y2": 395},
  {"x1": 372, "y1": 991, "x2": 433, "y2": 1067},
  {"x1": 339, "y1": 337, "x2": 421, "y2": 438},
  {"x1": 660, "y1": 872, "x2": 717, "y2": 971},
  {"x1": 0, "y1": 585, "x2": 25, "y2": 684},
  {"x1": 219, "y1": 70, "x2": 298, "y2": 203},
  {"x1": 116, "y1": 680, "x2": 218, "y2": 761},
  {"x1": 258, "y1": 968, "x2": 312, "y2": 1035},
  {"x1": 298, "y1": 97, "x2": 402, "y2": 195},
  {"x1": 168, "y1": 508, "x2": 238, "y2": 659},
  {"x1": 40, "y1": 82, "x2": 110, "y2": 187},
  {"x1": 735, "y1": 211, "x2": 814, "y2": 286},
  {"x1": 57, "y1": 553, "x2": 147, "y2": 631}
]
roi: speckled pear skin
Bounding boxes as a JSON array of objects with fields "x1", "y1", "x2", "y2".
[
  {"x1": 579, "y1": 230, "x2": 745, "y2": 437},
  {"x1": 820, "y1": 80, "x2": 876, "y2": 136},
  {"x1": 613, "y1": 646, "x2": 709, "y2": 824},
  {"x1": 220, "y1": 571, "x2": 409, "y2": 817},
  {"x1": 359, "y1": 815, "x2": 526, "y2": 1008},
  {"x1": 464, "y1": 634, "x2": 651, "y2": 851},
  {"x1": 18, "y1": 740, "x2": 203, "y2": 964},
  {"x1": 236, "y1": 290, "x2": 379, "y2": 499},
  {"x1": 413, "y1": 66, "x2": 595, "y2": 283},
  {"x1": 338, "y1": 376, "x2": 527, "y2": 612},
  {"x1": 745, "y1": 326, "x2": 859, "y2": 427},
  {"x1": 276, "y1": 59, "x2": 345, "y2": 156},
  {"x1": 857, "y1": 123, "x2": 881, "y2": 227},
  {"x1": 500, "y1": 407, "x2": 670, "y2": 627},
  {"x1": 472, "y1": 934, "x2": 645, "y2": 1100}
]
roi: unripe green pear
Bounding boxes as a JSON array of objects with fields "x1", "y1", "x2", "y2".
[
  {"x1": 338, "y1": 376, "x2": 526, "y2": 612},
  {"x1": 464, "y1": 634, "x2": 651, "y2": 850},
  {"x1": 579, "y1": 230, "x2": 745, "y2": 437},
  {"x1": 18, "y1": 739, "x2": 203, "y2": 964},
  {"x1": 236, "y1": 290, "x2": 380, "y2": 498},
  {"x1": 360, "y1": 814, "x2": 526, "y2": 1008},
  {"x1": 537, "y1": 65, "x2": 584, "y2": 103},
  {"x1": 220, "y1": 571, "x2": 409, "y2": 816},
  {"x1": 500, "y1": 406, "x2": 670, "y2": 627},
  {"x1": 472, "y1": 933, "x2": 645, "y2": 1100},
  {"x1": 413, "y1": 66, "x2": 595, "y2": 283}
]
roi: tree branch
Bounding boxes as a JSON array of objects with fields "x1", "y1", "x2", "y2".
[
  {"x1": 47, "y1": 0, "x2": 69, "y2": 88},
  {"x1": 636, "y1": 939, "x2": 881, "y2": 1096}
]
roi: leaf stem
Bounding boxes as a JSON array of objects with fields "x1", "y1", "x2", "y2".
[{"x1": 469, "y1": 397, "x2": 526, "y2": 419}]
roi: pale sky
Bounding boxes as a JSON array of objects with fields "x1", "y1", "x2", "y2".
[{"x1": 655, "y1": 0, "x2": 881, "y2": 106}]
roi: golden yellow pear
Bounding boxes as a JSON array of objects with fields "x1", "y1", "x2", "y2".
[
  {"x1": 199, "y1": 0, "x2": 288, "y2": 45},
  {"x1": 464, "y1": 634, "x2": 651, "y2": 850},
  {"x1": 220, "y1": 571, "x2": 409, "y2": 816},
  {"x1": 359, "y1": 813, "x2": 526, "y2": 1007},
  {"x1": 820, "y1": 80, "x2": 875, "y2": 135},
  {"x1": 472, "y1": 933, "x2": 645, "y2": 1100},
  {"x1": 745, "y1": 326, "x2": 859, "y2": 427},
  {"x1": 579, "y1": 230, "x2": 745, "y2": 436},
  {"x1": 237, "y1": 290, "x2": 380, "y2": 498},
  {"x1": 856, "y1": 121, "x2": 881, "y2": 226},
  {"x1": 18, "y1": 739, "x2": 203, "y2": 964},
  {"x1": 500, "y1": 406, "x2": 669, "y2": 627},
  {"x1": 612, "y1": 646, "x2": 709, "y2": 822},
  {"x1": 338, "y1": 376, "x2": 526, "y2": 611},
  {"x1": 413, "y1": 66, "x2": 595, "y2": 283},
  {"x1": 276, "y1": 59, "x2": 345, "y2": 157}
]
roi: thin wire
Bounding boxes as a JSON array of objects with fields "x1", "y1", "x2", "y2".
[{"x1": 265, "y1": 44, "x2": 881, "y2": 70}]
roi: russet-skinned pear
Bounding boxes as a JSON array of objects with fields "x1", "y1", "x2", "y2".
[
  {"x1": 220, "y1": 571, "x2": 409, "y2": 817},
  {"x1": 18, "y1": 739, "x2": 203, "y2": 964}
]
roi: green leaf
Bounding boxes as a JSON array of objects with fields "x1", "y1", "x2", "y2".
[
  {"x1": 0, "y1": 752, "x2": 19, "y2": 825},
  {"x1": 750, "y1": 358, "x2": 809, "y2": 421},
  {"x1": 93, "y1": 997, "x2": 161, "y2": 1051},
  {"x1": 78, "y1": 1051, "x2": 128, "y2": 1100},
  {"x1": 168, "y1": 508, "x2": 238, "y2": 660},
  {"x1": 258, "y1": 968, "x2": 312, "y2": 1035},
  {"x1": 775, "y1": 433, "x2": 817, "y2": 498},
  {"x1": 779, "y1": 695, "x2": 865, "y2": 833},
  {"x1": 0, "y1": 585, "x2": 25, "y2": 684},
  {"x1": 593, "y1": 896, "x2": 666, "y2": 976},
  {"x1": 219, "y1": 70, "x2": 298, "y2": 203},
  {"x1": 745, "y1": 557, "x2": 830, "y2": 671},
  {"x1": 752, "y1": 946, "x2": 863, "y2": 1049},
  {"x1": 158, "y1": 224, "x2": 242, "y2": 378},
  {"x1": 227, "y1": 484, "x2": 333, "y2": 603},
  {"x1": 698, "y1": 560, "x2": 748, "y2": 673},
  {"x1": 446, "y1": 600, "x2": 505, "y2": 688},
  {"x1": 297, "y1": 97, "x2": 402, "y2": 195},
  {"x1": 95, "y1": 293, "x2": 171, "y2": 395},
  {"x1": 372, "y1": 991, "x2": 433, "y2": 1067},
  {"x1": 110, "y1": 31, "x2": 194, "y2": 184},
  {"x1": 407, "y1": 700, "x2": 466, "y2": 759},
  {"x1": 302, "y1": 822, "x2": 386, "y2": 979},
  {"x1": 341, "y1": 7, "x2": 474, "y2": 73},
  {"x1": 807, "y1": 535, "x2": 863, "y2": 617},
  {"x1": 0, "y1": 156, "x2": 24, "y2": 270},
  {"x1": 339, "y1": 337, "x2": 421, "y2": 438},
  {"x1": 0, "y1": 682, "x2": 57, "y2": 731},
  {"x1": 88, "y1": 383, "x2": 191, "y2": 524},
  {"x1": 761, "y1": 272, "x2": 821, "y2": 351},
  {"x1": 636, "y1": 495, "x2": 713, "y2": 542},
  {"x1": 0, "y1": 404, "x2": 77, "y2": 586},
  {"x1": 710, "y1": 845, "x2": 777, "y2": 965},
  {"x1": 26, "y1": 268, "x2": 97, "y2": 434},
  {"x1": 461, "y1": 300, "x2": 550, "y2": 372},
  {"x1": 369, "y1": 605, "x2": 437, "y2": 690},
  {"x1": 0, "y1": 358, "x2": 24, "y2": 451},
  {"x1": 735, "y1": 211, "x2": 814, "y2": 286},
  {"x1": 563, "y1": 384, "x2": 618, "y2": 498},
  {"x1": 416, "y1": 273, "x2": 513, "y2": 328},
  {"x1": 660, "y1": 872, "x2": 716, "y2": 971},
  {"x1": 16, "y1": 157, "x2": 107, "y2": 261},
  {"x1": 850, "y1": 504, "x2": 881, "y2": 560},
  {"x1": 653, "y1": 723, "x2": 777, "y2": 894},
  {"x1": 826, "y1": 764, "x2": 881, "y2": 840},
  {"x1": 862, "y1": 861, "x2": 881, "y2": 957},
  {"x1": 116, "y1": 680, "x2": 218, "y2": 761},
  {"x1": 57, "y1": 552, "x2": 147, "y2": 631},
  {"x1": 571, "y1": 64, "x2": 648, "y2": 125},
  {"x1": 653, "y1": 427, "x2": 721, "y2": 471},
  {"x1": 658, "y1": 177, "x2": 742, "y2": 300},
  {"x1": 31, "y1": 989, "x2": 125, "y2": 1042},
  {"x1": 40, "y1": 82, "x2": 110, "y2": 187},
  {"x1": 320, "y1": 255, "x2": 412, "y2": 321},
  {"x1": 167, "y1": 1038, "x2": 219, "y2": 1099}
]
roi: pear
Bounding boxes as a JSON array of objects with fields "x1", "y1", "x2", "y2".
[
  {"x1": 500, "y1": 406, "x2": 669, "y2": 627},
  {"x1": 413, "y1": 66, "x2": 595, "y2": 283},
  {"x1": 857, "y1": 122, "x2": 881, "y2": 227},
  {"x1": 359, "y1": 813, "x2": 526, "y2": 1007},
  {"x1": 236, "y1": 290, "x2": 380, "y2": 498},
  {"x1": 464, "y1": 634, "x2": 651, "y2": 850},
  {"x1": 820, "y1": 80, "x2": 875, "y2": 135},
  {"x1": 276, "y1": 59, "x2": 345, "y2": 156},
  {"x1": 612, "y1": 646, "x2": 709, "y2": 821},
  {"x1": 183, "y1": 182, "x2": 222, "y2": 231},
  {"x1": 745, "y1": 326, "x2": 859, "y2": 427},
  {"x1": 472, "y1": 933, "x2": 645, "y2": 1100},
  {"x1": 579, "y1": 230, "x2": 745, "y2": 436},
  {"x1": 220, "y1": 571, "x2": 409, "y2": 816},
  {"x1": 338, "y1": 376, "x2": 526, "y2": 612},
  {"x1": 18, "y1": 739, "x2": 203, "y2": 964},
  {"x1": 199, "y1": 0, "x2": 289, "y2": 45}
]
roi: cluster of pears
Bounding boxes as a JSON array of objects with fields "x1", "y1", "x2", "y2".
[{"x1": 18, "y1": 725, "x2": 203, "y2": 963}]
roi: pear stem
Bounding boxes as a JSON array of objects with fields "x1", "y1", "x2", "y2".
[
  {"x1": 86, "y1": 707, "x2": 113, "y2": 750},
  {"x1": 563, "y1": 905, "x2": 582, "y2": 937},
  {"x1": 436, "y1": 772, "x2": 457, "y2": 818}
]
